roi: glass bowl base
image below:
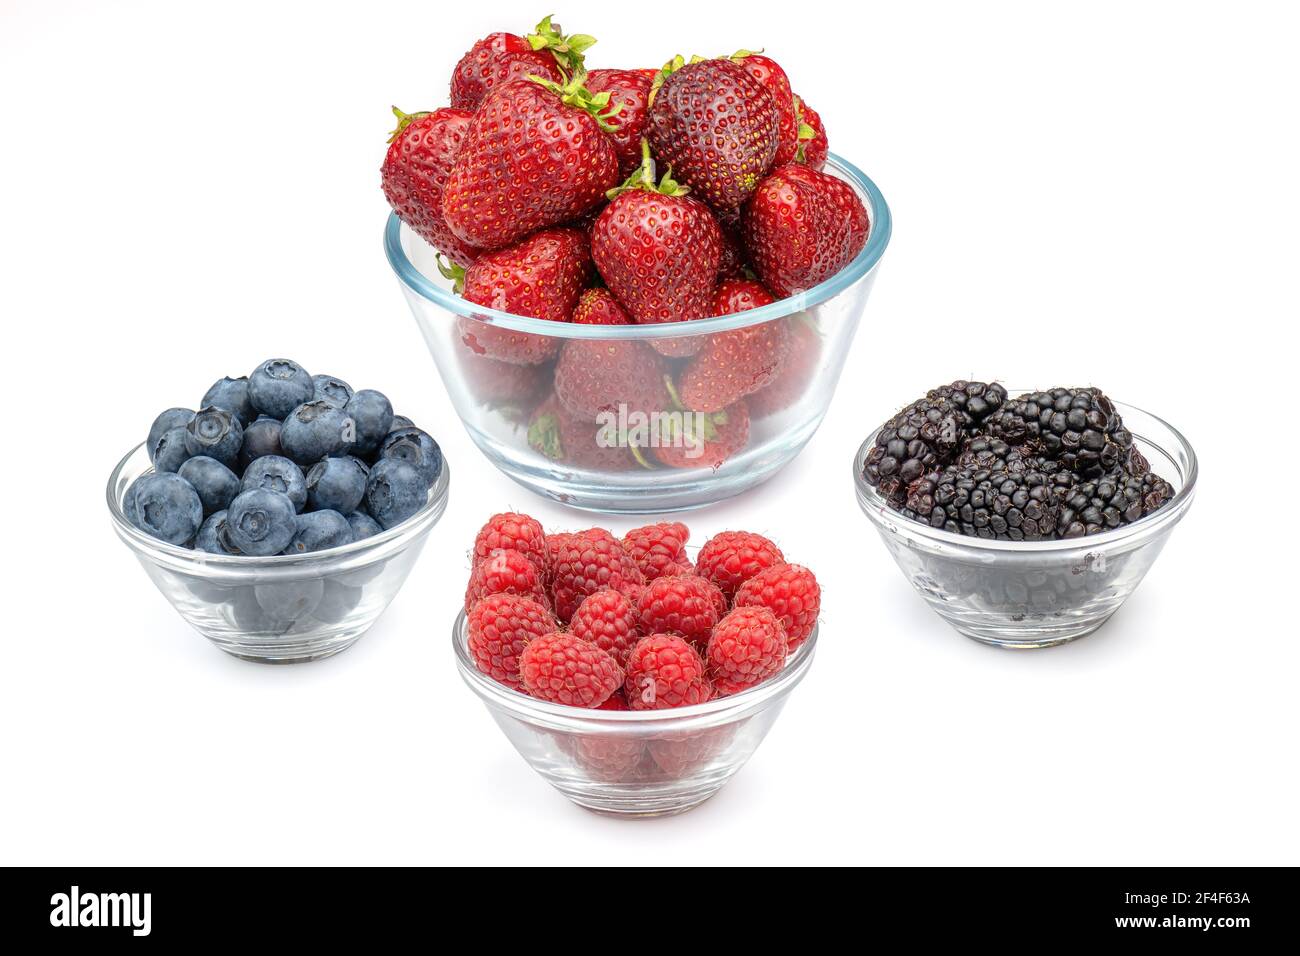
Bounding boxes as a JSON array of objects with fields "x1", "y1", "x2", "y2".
[{"x1": 943, "y1": 614, "x2": 1110, "y2": 649}]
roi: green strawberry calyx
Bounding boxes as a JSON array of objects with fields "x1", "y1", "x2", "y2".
[
  {"x1": 527, "y1": 413, "x2": 564, "y2": 461},
  {"x1": 605, "y1": 139, "x2": 689, "y2": 201},
  {"x1": 526, "y1": 15, "x2": 597, "y2": 76},
  {"x1": 647, "y1": 53, "x2": 708, "y2": 105},
  {"x1": 793, "y1": 95, "x2": 817, "y2": 162},
  {"x1": 663, "y1": 375, "x2": 725, "y2": 443},
  {"x1": 435, "y1": 254, "x2": 466, "y2": 294},
  {"x1": 526, "y1": 69, "x2": 622, "y2": 133},
  {"x1": 387, "y1": 106, "x2": 431, "y2": 144}
]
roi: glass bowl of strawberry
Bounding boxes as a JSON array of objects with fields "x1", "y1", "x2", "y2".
[{"x1": 454, "y1": 514, "x2": 821, "y2": 816}]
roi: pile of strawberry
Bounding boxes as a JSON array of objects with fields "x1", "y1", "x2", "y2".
[
  {"x1": 383, "y1": 16, "x2": 870, "y2": 470},
  {"x1": 464, "y1": 512, "x2": 820, "y2": 709}
]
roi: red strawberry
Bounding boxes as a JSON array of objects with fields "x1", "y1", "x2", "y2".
[
  {"x1": 745, "y1": 314, "x2": 822, "y2": 417},
  {"x1": 443, "y1": 76, "x2": 620, "y2": 250},
  {"x1": 527, "y1": 395, "x2": 636, "y2": 473},
  {"x1": 731, "y1": 51, "x2": 800, "y2": 166},
  {"x1": 650, "y1": 398, "x2": 750, "y2": 470},
  {"x1": 553, "y1": 337, "x2": 670, "y2": 426},
  {"x1": 467, "y1": 592, "x2": 555, "y2": 690},
  {"x1": 716, "y1": 221, "x2": 748, "y2": 280},
  {"x1": 635, "y1": 574, "x2": 724, "y2": 649},
  {"x1": 733, "y1": 562, "x2": 821, "y2": 651},
  {"x1": 793, "y1": 95, "x2": 828, "y2": 170},
  {"x1": 706, "y1": 605, "x2": 789, "y2": 696},
  {"x1": 454, "y1": 346, "x2": 550, "y2": 417},
  {"x1": 569, "y1": 589, "x2": 641, "y2": 668},
  {"x1": 621, "y1": 522, "x2": 690, "y2": 581},
  {"x1": 464, "y1": 547, "x2": 548, "y2": 612},
  {"x1": 549, "y1": 529, "x2": 645, "y2": 623},
  {"x1": 381, "y1": 107, "x2": 481, "y2": 268},
  {"x1": 624, "y1": 634, "x2": 712, "y2": 710},
  {"x1": 647, "y1": 56, "x2": 780, "y2": 211},
  {"x1": 678, "y1": 279, "x2": 789, "y2": 412},
  {"x1": 519, "y1": 632, "x2": 624, "y2": 708},
  {"x1": 571, "y1": 288, "x2": 631, "y2": 326},
  {"x1": 472, "y1": 512, "x2": 547, "y2": 571},
  {"x1": 585, "y1": 68, "x2": 654, "y2": 177},
  {"x1": 590, "y1": 142, "x2": 721, "y2": 356},
  {"x1": 695, "y1": 530, "x2": 786, "y2": 601},
  {"x1": 744, "y1": 163, "x2": 869, "y2": 298},
  {"x1": 448, "y1": 17, "x2": 591, "y2": 111},
  {"x1": 456, "y1": 228, "x2": 592, "y2": 365}
]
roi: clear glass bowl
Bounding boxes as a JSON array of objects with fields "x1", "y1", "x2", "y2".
[
  {"x1": 107, "y1": 443, "x2": 450, "y2": 663},
  {"x1": 386, "y1": 153, "x2": 891, "y2": 514},
  {"x1": 453, "y1": 611, "x2": 818, "y2": 816},
  {"x1": 854, "y1": 400, "x2": 1197, "y2": 648}
]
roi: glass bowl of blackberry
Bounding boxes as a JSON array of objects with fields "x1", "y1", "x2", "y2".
[
  {"x1": 854, "y1": 382, "x2": 1197, "y2": 648},
  {"x1": 385, "y1": 153, "x2": 892, "y2": 514},
  {"x1": 107, "y1": 360, "x2": 450, "y2": 663}
]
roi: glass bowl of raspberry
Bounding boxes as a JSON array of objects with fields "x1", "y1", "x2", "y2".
[
  {"x1": 854, "y1": 397, "x2": 1197, "y2": 647},
  {"x1": 452, "y1": 608, "x2": 818, "y2": 816},
  {"x1": 107, "y1": 442, "x2": 451, "y2": 663},
  {"x1": 385, "y1": 153, "x2": 891, "y2": 514}
]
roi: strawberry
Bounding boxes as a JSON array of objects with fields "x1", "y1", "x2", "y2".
[
  {"x1": 454, "y1": 346, "x2": 550, "y2": 418},
  {"x1": 453, "y1": 228, "x2": 592, "y2": 365},
  {"x1": 716, "y1": 219, "x2": 748, "y2": 280},
  {"x1": 585, "y1": 68, "x2": 654, "y2": 177},
  {"x1": 448, "y1": 16, "x2": 591, "y2": 111},
  {"x1": 381, "y1": 107, "x2": 480, "y2": 268},
  {"x1": 590, "y1": 142, "x2": 721, "y2": 357},
  {"x1": 527, "y1": 394, "x2": 636, "y2": 472},
  {"x1": 677, "y1": 279, "x2": 789, "y2": 412},
  {"x1": 647, "y1": 56, "x2": 780, "y2": 211},
  {"x1": 443, "y1": 75, "x2": 621, "y2": 250},
  {"x1": 746, "y1": 313, "x2": 822, "y2": 417},
  {"x1": 793, "y1": 95, "x2": 828, "y2": 170},
  {"x1": 649, "y1": 395, "x2": 751, "y2": 470},
  {"x1": 743, "y1": 163, "x2": 869, "y2": 298},
  {"x1": 571, "y1": 288, "x2": 631, "y2": 326},
  {"x1": 730, "y1": 51, "x2": 800, "y2": 166},
  {"x1": 553, "y1": 337, "x2": 670, "y2": 422}
]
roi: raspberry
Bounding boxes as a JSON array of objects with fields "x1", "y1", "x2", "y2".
[
  {"x1": 635, "y1": 574, "x2": 724, "y2": 649},
  {"x1": 519, "y1": 633, "x2": 624, "y2": 708},
  {"x1": 466, "y1": 593, "x2": 554, "y2": 690},
  {"x1": 571, "y1": 729, "x2": 644, "y2": 782},
  {"x1": 569, "y1": 589, "x2": 641, "y2": 667},
  {"x1": 732, "y1": 563, "x2": 821, "y2": 651},
  {"x1": 648, "y1": 726, "x2": 736, "y2": 777},
  {"x1": 621, "y1": 522, "x2": 690, "y2": 581},
  {"x1": 624, "y1": 634, "x2": 713, "y2": 710},
  {"x1": 550, "y1": 529, "x2": 645, "y2": 623},
  {"x1": 472, "y1": 512, "x2": 546, "y2": 571},
  {"x1": 695, "y1": 531, "x2": 786, "y2": 601},
  {"x1": 464, "y1": 547, "x2": 547, "y2": 612},
  {"x1": 706, "y1": 606, "x2": 789, "y2": 696}
]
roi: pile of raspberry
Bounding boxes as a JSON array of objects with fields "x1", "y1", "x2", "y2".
[{"x1": 464, "y1": 513, "x2": 820, "y2": 710}]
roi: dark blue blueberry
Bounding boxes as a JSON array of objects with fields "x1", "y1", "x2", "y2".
[
  {"x1": 305, "y1": 456, "x2": 367, "y2": 514},
  {"x1": 343, "y1": 389, "x2": 393, "y2": 457},
  {"x1": 123, "y1": 473, "x2": 160, "y2": 527},
  {"x1": 241, "y1": 455, "x2": 307, "y2": 512},
  {"x1": 347, "y1": 511, "x2": 383, "y2": 540},
  {"x1": 184, "y1": 406, "x2": 243, "y2": 468},
  {"x1": 364, "y1": 458, "x2": 427, "y2": 529},
  {"x1": 312, "y1": 579, "x2": 363, "y2": 623},
  {"x1": 248, "y1": 358, "x2": 313, "y2": 420},
  {"x1": 132, "y1": 472, "x2": 204, "y2": 545},
  {"x1": 225, "y1": 488, "x2": 298, "y2": 555},
  {"x1": 194, "y1": 509, "x2": 243, "y2": 555},
  {"x1": 237, "y1": 417, "x2": 284, "y2": 471},
  {"x1": 147, "y1": 408, "x2": 195, "y2": 461},
  {"x1": 254, "y1": 578, "x2": 325, "y2": 622},
  {"x1": 389, "y1": 414, "x2": 414, "y2": 431},
  {"x1": 313, "y1": 374, "x2": 354, "y2": 408},
  {"x1": 179, "y1": 456, "x2": 241, "y2": 515},
  {"x1": 283, "y1": 509, "x2": 354, "y2": 555},
  {"x1": 226, "y1": 586, "x2": 291, "y2": 634},
  {"x1": 201, "y1": 376, "x2": 255, "y2": 425},
  {"x1": 379, "y1": 427, "x2": 442, "y2": 488},
  {"x1": 151, "y1": 426, "x2": 193, "y2": 473},
  {"x1": 280, "y1": 401, "x2": 354, "y2": 465}
]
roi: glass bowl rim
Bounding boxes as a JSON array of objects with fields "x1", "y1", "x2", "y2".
[
  {"x1": 106, "y1": 441, "x2": 451, "y2": 567},
  {"x1": 384, "y1": 151, "x2": 892, "y2": 340},
  {"x1": 853, "y1": 397, "x2": 1198, "y2": 553},
  {"x1": 452, "y1": 607, "x2": 818, "y2": 724}
]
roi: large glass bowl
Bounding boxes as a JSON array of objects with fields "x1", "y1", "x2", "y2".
[
  {"x1": 386, "y1": 154, "x2": 891, "y2": 513},
  {"x1": 107, "y1": 443, "x2": 450, "y2": 663},
  {"x1": 855, "y1": 400, "x2": 1197, "y2": 648},
  {"x1": 453, "y1": 611, "x2": 818, "y2": 816}
]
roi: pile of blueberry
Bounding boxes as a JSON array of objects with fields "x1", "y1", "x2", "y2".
[{"x1": 124, "y1": 359, "x2": 443, "y2": 555}]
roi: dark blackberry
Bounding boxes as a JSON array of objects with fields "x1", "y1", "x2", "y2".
[
  {"x1": 863, "y1": 397, "x2": 963, "y2": 506},
  {"x1": 903, "y1": 465, "x2": 1059, "y2": 541},
  {"x1": 926, "y1": 380, "x2": 1007, "y2": 427},
  {"x1": 1056, "y1": 470, "x2": 1146, "y2": 537},
  {"x1": 986, "y1": 387, "x2": 1132, "y2": 477}
]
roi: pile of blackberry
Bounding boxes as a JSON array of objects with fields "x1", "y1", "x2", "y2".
[{"x1": 863, "y1": 381, "x2": 1174, "y2": 540}]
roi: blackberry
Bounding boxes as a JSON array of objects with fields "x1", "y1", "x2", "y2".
[
  {"x1": 925, "y1": 380, "x2": 1007, "y2": 427},
  {"x1": 986, "y1": 387, "x2": 1132, "y2": 477},
  {"x1": 862, "y1": 397, "x2": 963, "y2": 505},
  {"x1": 903, "y1": 465, "x2": 1059, "y2": 541}
]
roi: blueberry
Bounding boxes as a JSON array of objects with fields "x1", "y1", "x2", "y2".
[
  {"x1": 184, "y1": 406, "x2": 243, "y2": 468},
  {"x1": 313, "y1": 374, "x2": 354, "y2": 408},
  {"x1": 238, "y1": 417, "x2": 284, "y2": 471},
  {"x1": 248, "y1": 358, "x2": 313, "y2": 420},
  {"x1": 254, "y1": 578, "x2": 325, "y2": 622},
  {"x1": 343, "y1": 389, "x2": 393, "y2": 457},
  {"x1": 194, "y1": 509, "x2": 243, "y2": 554},
  {"x1": 305, "y1": 456, "x2": 367, "y2": 514},
  {"x1": 364, "y1": 458, "x2": 427, "y2": 529},
  {"x1": 241, "y1": 455, "x2": 307, "y2": 512},
  {"x1": 151, "y1": 426, "x2": 193, "y2": 473},
  {"x1": 226, "y1": 586, "x2": 291, "y2": 634},
  {"x1": 379, "y1": 427, "x2": 442, "y2": 487},
  {"x1": 283, "y1": 509, "x2": 353, "y2": 554},
  {"x1": 123, "y1": 473, "x2": 160, "y2": 527},
  {"x1": 201, "y1": 376, "x2": 255, "y2": 425},
  {"x1": 311, "y1": 579, "x2": 363, "y2": 623},
  {"x1": 225, "y1": 488, "x2": 298, "y2": 556},
  {"x1": 280, "y1": 401, "x2": 354, "y2": 465},
  {"x1": 347, "y1": 511, "x2": 383, "y2": 541},
  {"x1": 179, "y1": 456, "x2": 241, "y2": 515},
  {"x1": 147, "y1": 408, "x2": 195, "y2": 461},
  {"x1": 132, "y1": 472, "x2": 203, "y2": 545},
  {"x1": 389, "y1": 414, "x2": 414, "y2": 431}
]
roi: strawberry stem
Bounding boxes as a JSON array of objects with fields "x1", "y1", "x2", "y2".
[
  {"x1": 606, "y1": 139, "x2": 690, "y2": 200},
  {"x1": 526, "y1": 15, "x2": 597, "y2": 76},
  {"x1": 435, "y1": 254, "x2": 466, "y2": 294},
  {"x1": 526, "y1": 71, "x2": 622, "y2": 133},
  {"x1": 387, "y1": 106, "x2": 431, "y2": 144}
]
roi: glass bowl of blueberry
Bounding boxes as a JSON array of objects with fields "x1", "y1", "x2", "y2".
[
  {"x1": 854, "y1": 382, "x2": 1197, "y2": 648},
  {"x1": 107, "y1": 359, "x2": 450, "y2": 663}
]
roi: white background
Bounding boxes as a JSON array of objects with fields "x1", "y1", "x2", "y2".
[{"x1": 2, "y1": 0, "x2": 1297, "y2": 866}]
